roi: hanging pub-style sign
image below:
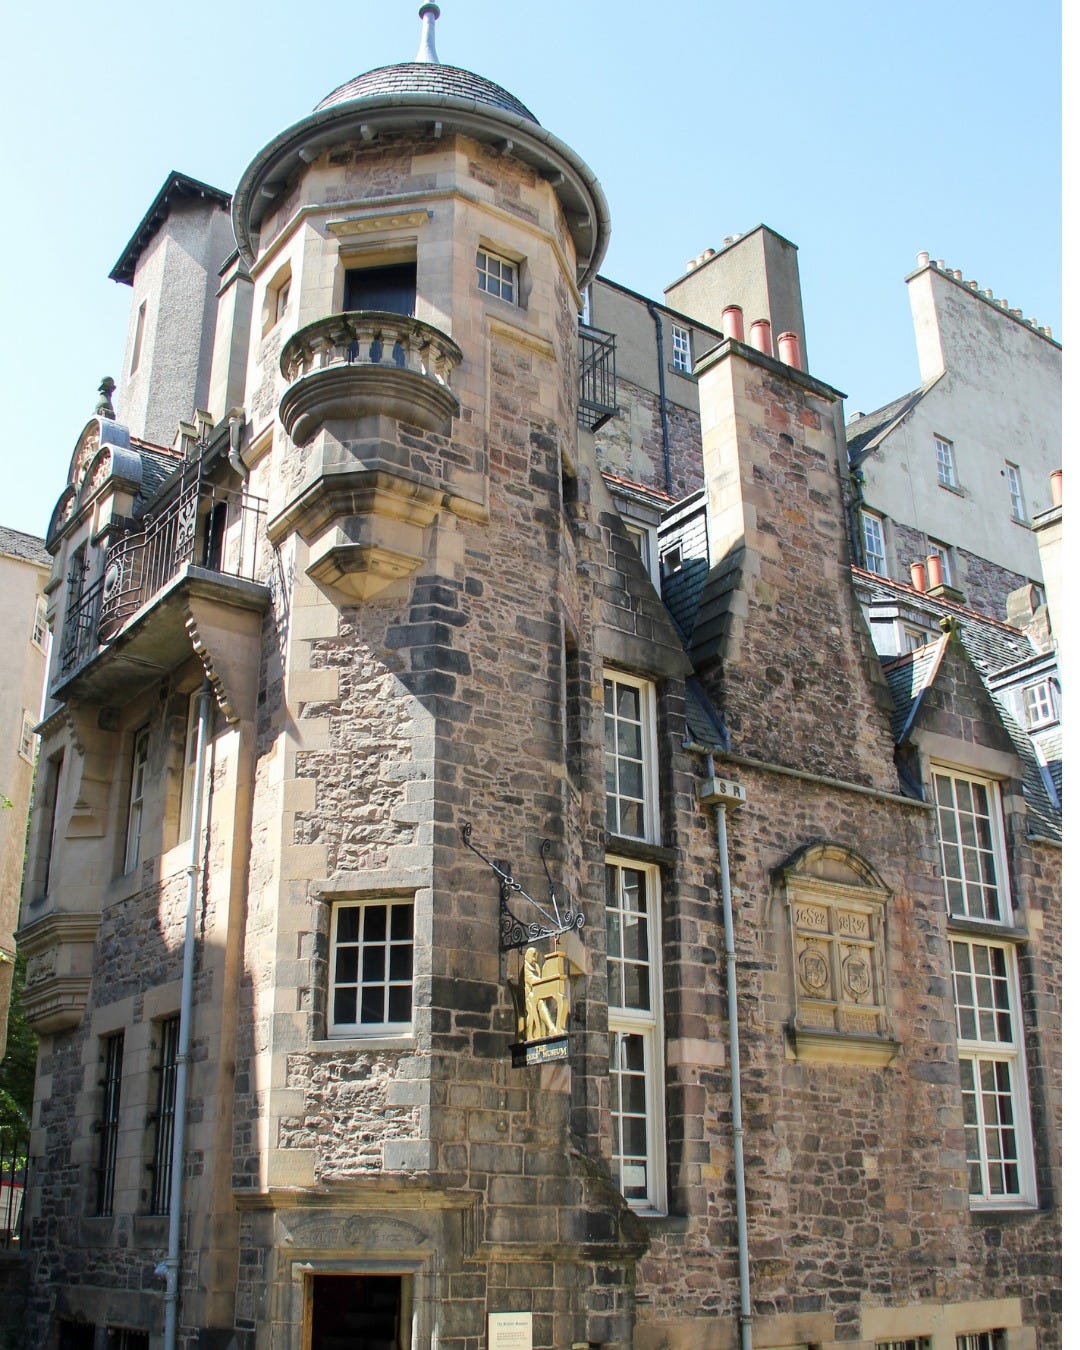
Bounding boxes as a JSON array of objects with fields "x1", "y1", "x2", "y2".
[{"x1": 460, "y1": 823, "x2": 583, "y2": 1067}]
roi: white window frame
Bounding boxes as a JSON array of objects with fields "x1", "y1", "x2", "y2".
[
  {"x1": 476, "y1": 247, "x2": 519, "y2": 305},
  {"x1": 1004, "y1": 462, "x2": 1026, "y2": 521},
  {"x1": 1022, "y1": 678, "x2": 1057, "y2": 729},
  {"x1": 932, "y1": 767, "x2": 1012, "y2": 924},
  {"x1": 861, "y1": 511, "x2": 887, "y2": 576},
  {"x1": 660, "y1": 543, "x2": 683, "y2": 578},
  {"x1": 927, "y1": 539, "x2": 954, "y2": 587},
  {"x1": 18, "y1": 712, "x2": 37, "y2": 765},
  {"x1": 951, "y1": 938, "x2": 1036, "y2": 1208},
  {"x1": 876, "y1": 1339, "x2": 931, "y2": 1350},
  {"x1": 623, "y1": 522, "x2": 660, "y2": 590},
  {"x1": 606, "y1": 858, "x2": 666, "y2": 1214},
  {"x1": 671, "y1": 324, "x2": 692, "y2": 375},
  {"x1": 125, "y1": 726, "x2": 151, "y2": 873},
  {"x1": 31, "y1": 595, "x2": 48, "y2": 651},
  {"x1": 935, "y1": 435, "x2": 958, "y2": 488},
  {"x1": 900, "y1": 624, "x2": 931, "y2": 654},
  {"x1": 329, "y1": 899, "x2": 414, "y2": 1037},
  {"x1": 603, "y1": 672, "x2": 659, "y2": 843}
]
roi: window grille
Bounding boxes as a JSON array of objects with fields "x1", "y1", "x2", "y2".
[
  {"x1": 149, "y1": 1017, "x2": 180, "y2": 1215},
  {"x1": 95, "y1": 1033, "x2": 124, "y2": 1216}
]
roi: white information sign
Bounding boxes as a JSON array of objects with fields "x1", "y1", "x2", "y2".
[{"x1": 488, "y1": 1311, "x2": 533, "y2": 1349}]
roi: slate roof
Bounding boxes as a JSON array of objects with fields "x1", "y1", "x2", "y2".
[
  {"x1": 315, "y1": 63, "x2": 538, "y2": 124},
  {"x1": 683, "y1": 677, "x2": 730, "y2": 751},
  {"x1": 110, "y1": 172, "x2": 231, "y2": 286},
  {"x1": 845, "y1": 378, "x2": 941, "y2": 464},
  {"x1": 859, "y1": 569, "x2": 1060, "y2": 842},
  {"x1": 131, "y1": 442, "x2": 186, "y2": 515},
  {"x1": 881, "y1": 634, "x2": 949, "y2": 743},
  {"x1": 0, "y1": 524, "x2": 50, "y2": 568}
]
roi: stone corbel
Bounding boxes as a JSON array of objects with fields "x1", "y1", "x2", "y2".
[
  {"x1": 60, "y1": 704, "x2": 116, "y2": 838},
  {"x1": 185, "y1": 594, "x2": 264, "y2": 725},
  {"x1": 17, "y1": 910, "x2": 102, "y2": 1034}
]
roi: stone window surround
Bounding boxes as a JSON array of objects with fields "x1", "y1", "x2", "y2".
[
  {"x1": 930, "y1": 764, "x2": 1013, "y2": 926},
  {"x1": 124, "y1": 725, "x2": 151, "y2": 875},
  {"x1": 671, "y1": 322, "x2": 692, "y2": 375},
  {"x1": 861, "y1": 508, "x2": 888, "y2": 577},
  {"x1": 476, "y1": 240, "x2": 523, "y2": 307},
  {"x1": 73, "y1": 984, "x2": 182, "y2": 1240},
  {"x1": 18, "y1": 710, "x2": 37, "y2": 764},
  {"x1": 950, "y1": 934, "x2": 1038, "y2": 1210},
  {"x1": 605, "y1": 854, "x2": 667, "y2": 1216},
  {"x1": 935, "y1": 433, "x2": 959, "y2": 488},
  {"x1": 323, "y1": 894, "x2": 416, "y2": 1040},
  {"x1": 860, "y1": 1294, "x2": 1026, "y2": 1348},
  {"x1": 261, "y1": 259, "x2": 293, "y2": 336},
  {"x1": 603, "y1": 669, "x2": 660, "y2": 846},
  {"x1": 32, "y1": 593, "x2": 49, "y2": 650}
]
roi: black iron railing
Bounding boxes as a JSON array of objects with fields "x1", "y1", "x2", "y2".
[
  {"x1": 578, "y1": 324, "x2": 618, "y2": 430},
  {"x1": 59, "y1": 479, "x2": 267, "y2": 679},
  {"x1": 0, "y1": 1129, "x2": 28, "y2": 1249}
]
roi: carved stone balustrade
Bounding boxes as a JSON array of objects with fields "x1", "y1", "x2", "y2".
[{"x1": 279, "y1": 310, "x2": 464, "y2": 445}]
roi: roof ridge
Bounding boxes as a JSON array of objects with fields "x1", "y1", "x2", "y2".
[{"x1": 852, "y1": 566, "x2": 1027, "y2": 637}]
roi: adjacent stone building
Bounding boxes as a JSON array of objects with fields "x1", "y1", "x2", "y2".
[
  {"x1": 0, "y1": 525, "x2": 51, "y2": 1057},
  {"x1": 19, "y1": 8, "x2": 1060, "y2": 1350}
]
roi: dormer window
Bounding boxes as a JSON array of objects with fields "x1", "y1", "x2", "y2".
[{"x1": 1022, "y1": 679, "x2": 1057, "y2": 729}]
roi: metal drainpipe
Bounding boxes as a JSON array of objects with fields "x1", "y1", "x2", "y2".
[
  {"x1": 646, "y1": 301, "x2": 674, "y2": 495},
  {"x1": 848, "y1": 465, "x2": 867, "y2": 568},
  {"x1": 697, "y1": 772, "x2": 752, "y2": 1350},
  {"x1": 160, "y1": 680, "x2": 214, "y2": 1350}
]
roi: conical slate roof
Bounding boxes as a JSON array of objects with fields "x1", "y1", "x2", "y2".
[{"x1": 316, "y1": 62, "x2": 538, "y2": 124}]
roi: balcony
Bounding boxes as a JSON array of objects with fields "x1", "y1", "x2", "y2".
[
  {"x1": 55, "y1": 477, "x2": 268, "y2": 709},
  {"x1": 279, "y1": 310, "x2": 464, "y2": 445},
  {"x1": 578, "y1": 324, "x2": 618, "y2": 430}
]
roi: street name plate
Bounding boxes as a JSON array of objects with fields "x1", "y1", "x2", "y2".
[{"x1": 510, "y1": 1035, "x2": 568, "y2": 1068}]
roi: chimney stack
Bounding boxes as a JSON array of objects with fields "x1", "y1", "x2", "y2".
[
  {"x1": 777, "y1": 331, "x2": 802, "y2": 370},
  {"x1": 749, "y1": 318, "x2": 773, "y2": 357},
  {"x1": 722, "y1": 305, "x2": 745, "y2": 342}
]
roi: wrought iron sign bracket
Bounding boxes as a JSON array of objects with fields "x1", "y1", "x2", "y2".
[{"x1": 460, "y1": 823, "x2": 585, "y2": 952}]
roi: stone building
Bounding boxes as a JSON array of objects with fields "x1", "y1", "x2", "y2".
[
  {"x1": 19, "y1": 8, "x2": 1060, "y2": 1350},
  {"x1": 0, "y1": 525, "x2": 51, "y2": 1057}
]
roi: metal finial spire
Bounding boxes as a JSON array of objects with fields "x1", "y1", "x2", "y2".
[
  {"x1": 96, "y1": 376, "x2": 116, "y2": 420},
  {"x1": 416, "y1": 4, "x2": 440, "y2": 62}
]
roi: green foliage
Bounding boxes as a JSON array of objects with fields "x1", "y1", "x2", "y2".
[{"x1": 0, "y1": 952, "x2": 36, "y2": 1136}]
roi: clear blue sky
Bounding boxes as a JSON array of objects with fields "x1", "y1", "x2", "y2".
[{"x1": 2, "y1": 0, "x2": 1061, "y2": 540}]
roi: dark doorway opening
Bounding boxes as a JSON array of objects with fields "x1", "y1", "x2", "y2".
[
  {"x1": 309, "y1": 1274, "x2": 405, "y2": 1350},
  {"x1": 344, "y1": 264, "x2": 416, "y2": 317}
]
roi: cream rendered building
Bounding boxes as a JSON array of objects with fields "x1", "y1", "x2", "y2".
[
  {"x1": 847, "y1": 256, "x2": 1061, "y2": 619},
  {"x1": 0, "y1": 526, "x2": 50, "y2": 1057}
]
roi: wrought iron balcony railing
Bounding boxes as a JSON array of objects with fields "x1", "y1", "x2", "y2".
[
  {"x1": 578, "y1": 324, "x2": 618, "y2": 430},
  {"x1": 59, "y1": 479, "x2": 267, "y2": 680}
]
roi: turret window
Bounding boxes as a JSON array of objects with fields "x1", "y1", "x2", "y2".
[
  {"x1": 476, "y1": 248, "x2": 518, "y2": 304},
  {"x1": 344, "y1": 262, "x2": 416, "y2": 316}
]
